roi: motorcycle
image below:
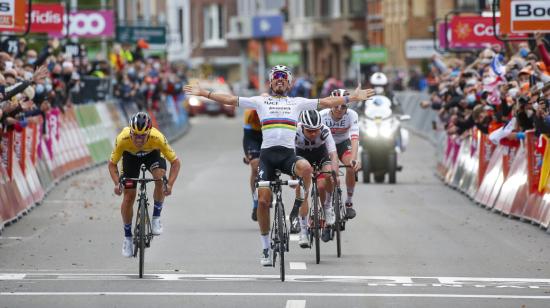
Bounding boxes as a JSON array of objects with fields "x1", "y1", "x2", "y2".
[{"x1": 358, "y1": 95, "x2": 410, "y2": 184}]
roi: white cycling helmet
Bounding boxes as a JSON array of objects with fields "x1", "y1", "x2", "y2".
[
  {"x1": 370, "y1": 72, "x2": 388, "y2": 86},
  {"x1": 299, "y1": 110, "x2": 322, "y2": 129},
  {"x1": 269, "y1": 65, "x2": 293, "y2": 84}
]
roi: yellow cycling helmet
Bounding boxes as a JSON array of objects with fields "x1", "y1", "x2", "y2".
[{"x1": 129, "y1": 112, "x2": 152, "y2": 135}]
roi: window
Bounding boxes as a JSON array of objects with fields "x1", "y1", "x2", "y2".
[
  {"x1": 305, "y1": 0, "x2": 316, "y2": 17},
  {"x1": 348, "y1": 0, "x2": 365, "y2": 17},
  {"x1": 457, "y1": 0, "x2": 478, "y2": 10},
  {"x1": 178, "y1": 8, "x2": 184, "y2": 44},
  {"x1": 203, "y1": 4, "x2": 226, "y2": 47}
]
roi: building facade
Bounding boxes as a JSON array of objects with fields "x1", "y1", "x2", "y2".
[{"x1": 284, "y1": 0, "x2": 367, "y2": 81}]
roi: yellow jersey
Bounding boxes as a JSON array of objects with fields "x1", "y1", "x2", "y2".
[
  {"x1": 243, "y1": 109, "x2": 261, "y2": 132},
  {"x1": 110, "y1": 127, "x2": 178, "y2": 164}
]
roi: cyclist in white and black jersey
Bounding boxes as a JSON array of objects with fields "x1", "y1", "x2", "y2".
[
  {"x1": 319, "y1": 89, "x2": 361, "y2": 219},
  {"x1": 293, "y1": 110, "x2": 339, "y2": 243},
  {"x1": 184, "y1": 65, "x2": 374, "y2": 267}
]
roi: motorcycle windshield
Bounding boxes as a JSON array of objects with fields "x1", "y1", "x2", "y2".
[{"x1": 364, "y1": 95, "x2": 392, "y2": 119}]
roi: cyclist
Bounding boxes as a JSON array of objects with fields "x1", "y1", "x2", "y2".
[
  {"x1": 243, "y1": 108, "x2": 262, "y2": 221},
  {"x1": 294, "y1": 109, "x2": 339, "y2": 243},
  {"x1": 318, "y1": 89, "x2": 361, "y2": 219},
  {"x1": 108, "y1": 112, "x2": 181, "y2": 257},
  {"x1": 184, "y1": 65, "x2": 374, "y2": 266}
]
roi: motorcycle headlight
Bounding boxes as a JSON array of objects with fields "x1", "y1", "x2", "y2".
[
  {"x1": 379, "y1": 121, "x2": 393, "y2": 138},
  {"x1": 366, "y1": 125, "x2": 378, "y2": 138}
]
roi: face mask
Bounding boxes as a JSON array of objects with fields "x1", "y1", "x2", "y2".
[
  {"x1": 374, "y1": 87, "x2": 384, "y2": 94},
  {"x1": 466, "y1": 93, "x2": 476, "y2": 105},
  {"x1": 35, "y1": 84, "x2": 44, "y2": 94},
  {"x1": 148, "y1": 84, "x2": 155, "y2": 90},
  {"x1": 520, "y1": 48, "x2": 529, "y2": 58},
  {"x1": 508, "y1": 88, "x2": 519, "y2": 98},
  {"x1": 24, "y1": 71, "x2": 33, "y2": 80},
  {"x1": 45, "y1": 83, "x2": 52, "y2": 92},
  {"x1": 27, "y1": 57, "x2": 36, "y2": 65},
  {"x1": 127, "y1": 67, "x2": 136, "y2": 75},
  {"x1": 526, "y1": 110, "x2": 534, "y2": 118},
  {"x1": 153, "y1": 63, "x2": 160, "y2": 70}
]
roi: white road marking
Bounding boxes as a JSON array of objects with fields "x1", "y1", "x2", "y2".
[
  {"x1": 0, "y1": 274, "x2": 26, "y2": 280},
  {"x1": 289, "y1": 263, "x2": 307, "y2": 270},
  {"x1": 1, "y1": 292, "x2": 550, "y2": 299},
  {"x1": 289, "y1": 234, "x2": 299, "y2": 242},
  {"x1": 286, "y1": 300, "x2": 306, "y2": 308},
  {"x1": 0, "y1": 237, "x2": 23, "y2": 240},
  {"x1": 2, "y1": 273, "x2": 550, "y2": 290}
]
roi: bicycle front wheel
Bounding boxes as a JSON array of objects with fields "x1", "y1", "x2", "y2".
[
  {"x1": 312, "y1": 186, "x2": 321, "y2": 264},
  {"x1": 138, "y1": 198, "x2": 146, "y2": 278},
  {"x1": 333, "y1": 188, "x2": 342, "y2": 258},
  {"x1": 276, "y1": 202, "x2": 285, "y2": 282}
]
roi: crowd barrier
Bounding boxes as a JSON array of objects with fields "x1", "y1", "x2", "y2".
[
  {"x1": 0, "y1": 95, "x2": 189, "y2": 233},
  {"x1": 395, "y1": 91, "x2": 550, "y2": 232}
]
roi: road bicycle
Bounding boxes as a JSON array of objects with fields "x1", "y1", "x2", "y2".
[
  {"x1": 256, "y1": 169, "x2": 300, "y2": 282},
  {"x1": 124, "y1": 164, "x2": 166, "y2": 278}
]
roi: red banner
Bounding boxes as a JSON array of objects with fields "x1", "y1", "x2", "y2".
[
  {"x1": 526, "y1": 131, "x2": 543, "y2": 194},
  {"x1": 13, "y1": 128, "x2": 26, "y2": 175},
  {"x1": 26, "y1": 3, "x2": 64, "y2": 33},
  {"x1": 449, "y1": 16, "x2": 526, "y2": 49},
  {"x1": 1, "y1": 130, "x2": 14, "y2": 180},
  {"x1": 478, "y1": 132, "x2": 496, "y2": 187}
]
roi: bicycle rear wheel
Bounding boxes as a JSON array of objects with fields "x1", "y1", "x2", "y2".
[
  {"x1": 333, "y1": 188, "x2": 342, "y2": 258},
  {"x1": 138, "y1": 198, "x2": 146, "y2": 278},
  {"x1": 276, "y1": 201, "x2": 285, "y2": 281}
]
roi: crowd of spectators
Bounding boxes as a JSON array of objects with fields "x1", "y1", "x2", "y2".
[
  {"x1": 110, "y1": 40, "x2": 188, "y2": 120},
  {"x1": 421, "y1": 33, "x2": 550, "y2": 144},
  {"x1": 0, "y1": 37, "x2": 95, "y2": 143}
]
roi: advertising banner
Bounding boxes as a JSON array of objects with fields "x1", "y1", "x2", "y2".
[
  {"x1": 1, "y1": 130, "x2": 14, "y2": 180},
  {"x1": 27, "y1": 3, "x2": 64, "y2": 33},
  {"x1": 501, "y1": 0, "x2": 550, "y2": 34},
  {"x1": 0, "y1": 0, "x2": 26, "y2": 32},
  {"x1": 449, "y1": 16, "x2": 526, "y2": 49},
  {"x1": 48, "y1": 10, "x2": 114, "y2": 38},
  {"x1": 13, "y1": 128, "x2": 26, "y2": 174}
]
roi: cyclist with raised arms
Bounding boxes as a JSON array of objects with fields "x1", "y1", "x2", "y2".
[
  {"x1": 295, "y1": 109, "x2": 339, "y2": 243},
  {"x1": 319, "y1": 89, "x2": 361, "y2": 219},
  {"x1": 184, "y1": 65, "x2": 374, "y2": 266},
  {"x1": 108, "y1": 112, "x2": 181, "y2": 257}
]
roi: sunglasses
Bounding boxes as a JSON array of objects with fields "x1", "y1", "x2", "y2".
[
  {"x1": 333, "y1": 105, "x2": 348, "y2": 110},
  {"x1": 272, "y1": 71, "x2": 288, "y2": 80},
  {"x1": 304, "y1": 128, "x2": 319, "y2": 133},
  {"x1": 131, "y1": 132, "x2": 149, "y2": 140}
]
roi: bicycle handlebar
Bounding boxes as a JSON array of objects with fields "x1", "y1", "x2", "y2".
[{"x1": 257, "y1": 179, "x2": 300, "y2": 188}]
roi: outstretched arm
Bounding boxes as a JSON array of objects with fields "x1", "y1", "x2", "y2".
[
  {"x1": 183, "y1": 84, "x2": 238, "y2": 106},
  {"x1": 318, "y1": 84, "x2": 374, "y2": 109}
]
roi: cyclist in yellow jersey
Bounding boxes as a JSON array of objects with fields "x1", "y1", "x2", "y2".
[
  {"x1": 243, "y1": 108, "x2": 262, "y2": 221},
  {"x1": 108, "y1": 112, "x2": 181, "y2": 257}
]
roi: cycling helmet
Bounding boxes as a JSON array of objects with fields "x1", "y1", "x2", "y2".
[
  {"x1": 330, "y1": 89, "x2": 350, "y2": 97},
  {"x1": 269, "y1": 65, "x2": 293, "y2": 84},
  {"x1": 299, "y1": 110, "x2": 322, "y2": 129},
  {"x1": 369, "y1": 72, "x2": 388, "y2": 86},
  {"x1": 129, "y1": 112, "x2": 152, "y2": 135}
]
